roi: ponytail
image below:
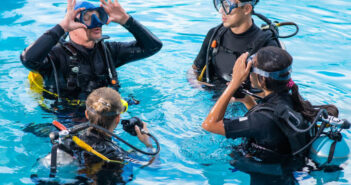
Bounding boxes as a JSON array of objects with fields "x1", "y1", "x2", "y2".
[{"x1": 255, "y1": 47, "x2": 339, "y2": 122}]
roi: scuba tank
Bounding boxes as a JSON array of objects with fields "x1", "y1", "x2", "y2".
[
  {"x1": 229, "y1": 106, "x2": 351, "y2": 175},
  {"x1": 311, "y1": 136, "x2": 349, "y2": 167},
  {"x1": 309, "y1": 117, "x2": 350, "y2": 168}
]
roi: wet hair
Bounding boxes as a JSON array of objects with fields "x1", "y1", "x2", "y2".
[
  {"x1": 255, "y1": 46, "x2": 338, "y2": 121},
  {"x1": 86, "y1": 87, "x2": 123, "y2": 130}
]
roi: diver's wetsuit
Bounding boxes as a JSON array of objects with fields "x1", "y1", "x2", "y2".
[
  {"x1": 224, "y1": 92, "x2": 301, "y2": 185},
  {"x1": 193, "y1": 22, "x2": 278, "y2": 84},
  {"x1": 60, "y1": 129, "x2": 134, "y2": 184},
  {"x1": 21, "y1": 16, "x2": 162, "y2": 100}
]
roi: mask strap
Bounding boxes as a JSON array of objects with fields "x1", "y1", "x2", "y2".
[{"x1": 252, "y1": 65, "x2": 292, "y2": 81}]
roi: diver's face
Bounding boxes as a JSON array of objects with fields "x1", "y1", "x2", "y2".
[
  {"x1": 86, "y1": 27, "x2": 102, "y2": 41},
  {"x1": 220, "y1": 0, "x2": 247, "y2": 28},
  {"x1": 84, "y1": 11, "x2": 102, "y2": 41},
  {"x1": 74, "y1": 10, "x2": 102, "y2": 42}
]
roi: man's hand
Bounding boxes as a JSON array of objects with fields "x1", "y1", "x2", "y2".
[
  {"x1": 59, "y1": 0, "x2": 87, "y2": 32},
  {"x1": 100, "y1": 0, "x2": 130, "y2": 25}
]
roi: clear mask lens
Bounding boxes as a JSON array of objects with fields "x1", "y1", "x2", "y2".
[
  {"x1": 83, "y1": 11, "x2": 100, "y2": 26},
  {"x1": 222, "y1": 0, "x2": 231, "y2": 14},
  {"x1": 80, "y1": 8, "x2": 108, "y2": 29},
  {"x1": 213, "y1": 0, "x2": 235, "y2": 15},
  {"x1": 214, "y1": 0, "x2": 223, "y2": 12},
  {"x1": 214, "y1": 0, "x2": 252, "y2": 15}
]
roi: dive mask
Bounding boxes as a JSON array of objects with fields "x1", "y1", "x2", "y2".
[
  {"x1": 247, "y1": 54, "x2": 292, "y2": 81},
  {"x1": 75, "y1": 1, "x2": 108, "y2": 29},
  {"x1": 213, "y1": 0, "x2": 255, "y2": 15}
]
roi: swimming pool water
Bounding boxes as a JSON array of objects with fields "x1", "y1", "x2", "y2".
[{"x1": 0, "y1": 0, "x2": 350, "y2": 184}]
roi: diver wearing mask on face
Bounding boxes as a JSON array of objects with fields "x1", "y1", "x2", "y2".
[
  {"x1": 202, "y1": 46, "x2": 341, "y2": 185},
  {"x1": 21, "y1": 0, "x2": 162, "y2": 102},
  {"x1": 192, "y1": 0, "x2": 279, "y2": 88}
]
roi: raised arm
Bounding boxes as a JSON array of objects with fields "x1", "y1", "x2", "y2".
[
  {"x1": 100, "y1": 0, "x2": 162, "y2": 67},
  {"x1": 111, "y1": 16, "x2": 162, "y2": 67},
  {"x1": 20, "y1": 0, "x2": 86, "y2": 72},
  {"x1": 202, "y1": 53, "x2": 252, "y2": 135}
]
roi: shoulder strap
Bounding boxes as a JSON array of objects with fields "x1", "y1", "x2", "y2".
[
  {"x1": 100, "y1": 41, "x2": 120, "y2": 90},
  {"x1": 211, "y1": 25, "x2": 228, "y2": 56},
  {"x1": 60, "y1": 42, "x2": 78, "y2": 58},
  {"x1": 204, "y1": 24, "x2": 225, "y2": 83},
  {"x1": 249, "y1": 103, "x2": 310, "y2": 157},
  {"x1": 246, "y1": 29, "x2": 279, "y2": 55}
]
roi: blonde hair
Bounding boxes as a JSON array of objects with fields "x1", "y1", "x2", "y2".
[{"x1": 86, "y1": 87, "x2": 123, "y2": 129}]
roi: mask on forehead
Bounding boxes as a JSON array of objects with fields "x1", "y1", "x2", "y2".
[{"x1": 247, "y1": 54, "x2": 292, "y2": 81}]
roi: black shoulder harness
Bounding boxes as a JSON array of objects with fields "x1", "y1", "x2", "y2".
[
  {"x1": 204, "y1": 22, "x2": 280, "y2": 83},
  {"x1": 58, "y1": 38, "x2": 120, "y2": 92},
  {"x1": 249, "y1": 103, "x2": 312, "y2": 157}
]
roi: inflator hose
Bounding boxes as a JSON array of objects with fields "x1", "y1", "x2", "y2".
[
  {"x1": 88, "y1": 124, "x2": 160, "y2": 156},
  {"x1": 63, "y1": 122, "x2": 161, "y2": 156},
  {"x1": 292, "y1": 109, "x2": 329, "y2": 156},
  {"x1": 205, "y1": 24, "x2": 223, "y2": 83}
]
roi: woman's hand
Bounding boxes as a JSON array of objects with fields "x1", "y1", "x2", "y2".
[
  {"x1": 59, "y1": 0, "x2": 87, "y2": 32},
  {"x1": 230, "y1": 52, "x2": 252, "y2": 86},
  {"x1": 233, "y1": 95, "x2": 257, "y2": 109},
  {"x1": 100, "y1": 0, "x2": 130, "y2": 25},
  {"x1": 135, "y1": 121, "x2": 153, "y2": 148}
]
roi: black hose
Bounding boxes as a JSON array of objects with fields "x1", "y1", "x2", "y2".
[
  {"x1": 277, "y1": 22, "x2": 299, "y2": 38},
  {"x1": 253, "y1": 11, "x2": 299, "y2": 39},
  {"x1": 286, "y1": 109, "x2": 326, "y2": 133},
  {"x1": 48, "y1": 56, "x2": 61, "y2": 102},
  {"x1": 70, "y1": 123, "x2": 160, "y2": 156},
  {"x1": 253, "y1": 11, "x2": 272, "y2": 25},
  {"x1": 292, "y1": 109, "x2": 329, "y2": 156},
  {"x1": 205, "y1": 24, "x2": 223, "y2": 83},
  {"x1": 241, "y1": 89, "x2": 263, "y2": 100}
]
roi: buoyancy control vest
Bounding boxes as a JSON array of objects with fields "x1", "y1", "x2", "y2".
[
  {"x1": 204, "y1": 23, "x2": 280, "y2": 83},
  {"x1": 249, "y1": 103, "x2": 312, "y2": 156},
  {"x1": 36, "y1": 36, "x2": 120, "y2": 101},
  {"x1": 230, "y1": 102, "x2": 311, "y2": 176},
  {"x1": 60, "y1": 38, "x2": 120, "y2": 96}
]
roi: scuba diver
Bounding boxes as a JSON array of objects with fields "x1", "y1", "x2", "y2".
[
  {"x1": 192, "y1": 0, "x2": 280, "y2": 91},
  {"x1": 34, "y1": 87, "x2": 159, "y2": 184},
  {"x1": 20, "y1": 0, "x2": 162, "y2": 111},
  {"x1": 202, "y1": 46, "x2": 342, "y2": 185}
]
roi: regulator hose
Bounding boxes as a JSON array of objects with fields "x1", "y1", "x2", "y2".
[
  {"x1": 57, "y1": 121, "x2": 160, "y2": 156},
  {"x1": 292, "y1": 109, "x2": 329, "y2": 156},
  {"x1": 253, "y1": 11, "x2": 299, "y2": 39},
  {"x1": 88, "y1": 123, "x2": 160, "y2": 156},
  {"x1": 276, "y1": 22, "x2": 299, "y2": 38}
]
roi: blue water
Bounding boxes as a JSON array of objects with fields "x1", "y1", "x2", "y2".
[{"x1": 0, "y1": 0, "x2": 350, "y2": 184}]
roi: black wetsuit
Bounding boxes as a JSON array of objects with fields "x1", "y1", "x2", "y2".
[
  {"x1": 194, "y1": 22, "x2": 279, "y2": 84},
  {"x1": 21, "y1": 16, "x2": 162, "y2": 100},
  {"x1": 224, "y1": 92, "x2": 300, "y2": 185},
  {"x1": 60, "y1": 129, "x2": 134, "y2": 184}
]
